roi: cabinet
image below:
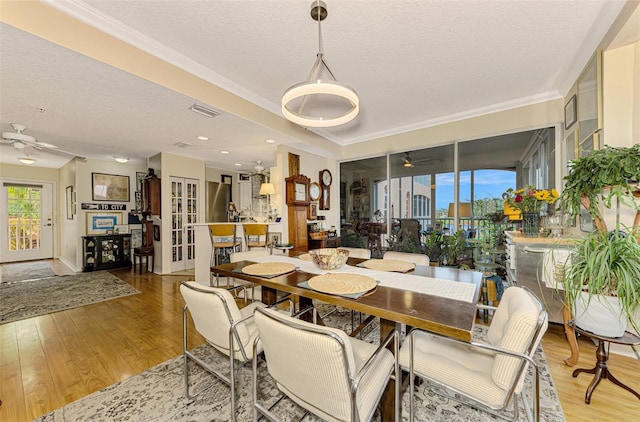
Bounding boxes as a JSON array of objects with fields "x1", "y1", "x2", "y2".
[
  {"x1": 308, "y1": 236, "x2": 341, "y2": 250},
  {"x1": 142, "y1": 174, "x2": 161, "y2": 216},
  {"x1": 505, "y1": 231, "x2": 572, "y2": 323},
  {"x1": 83, "y1": 234, "x2": 132, "y2": 271}
]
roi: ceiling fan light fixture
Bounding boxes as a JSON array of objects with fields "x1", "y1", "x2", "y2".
[
  {"x1": 19, "y1": 157, "x2": 36, "y2": 165},
  {"x1": 114, "y1": 156, "x2": 129, "y2": 163},
  {"x1": 403, "y1": 153, "x2": 414, "y2": 168},
  {"x1": 281, "y1": 1, "x2": 359, "y2": 128}
]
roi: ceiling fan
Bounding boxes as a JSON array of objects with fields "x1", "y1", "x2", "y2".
[
  {"x1": 1, "y1": 123, "x2": 85, "y2": 161},
  {"x1": 401, "y1": 151, "x2": 440, "y2": 168},
  {"x1": 249, "y1": 160, "x2": 270, "y2": 177}
]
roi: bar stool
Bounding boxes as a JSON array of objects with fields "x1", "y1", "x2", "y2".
[
  {"x1": 209, "y1": 224, "x2": 241, "y2": 266},
  {"x1": 243, "y1": 223, "x2": 268, "y2": 250}
]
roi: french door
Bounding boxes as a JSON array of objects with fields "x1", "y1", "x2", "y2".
[
  {"x1": 170, "y1": 177, "x2": 198, "y2": 272},
  {"x1": 0, "y1": 181, "x2": 54, "y2": 262}
]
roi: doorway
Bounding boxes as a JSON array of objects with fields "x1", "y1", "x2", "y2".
[
  {"x1": 0, "y1": 181, "x2": 54, "y2": 262},
  {"x1": 169, "y1": 176, "x2": 199, "y2": 272}
]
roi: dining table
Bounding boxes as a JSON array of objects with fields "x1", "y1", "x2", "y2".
[{"x1": 210, "y1": 254, "x2": 482, "y2": 420}]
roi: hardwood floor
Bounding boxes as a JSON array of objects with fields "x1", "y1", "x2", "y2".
[{"x1": 1, "y1": 266, "x2": 639, "y2": 421}]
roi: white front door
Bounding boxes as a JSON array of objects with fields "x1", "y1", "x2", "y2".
[
  {"x1": 0, "y1": 181, "x2": 54, "y2": 262},
  {"x1": 170, "y1": 177, "x2": 198, "y2": 272}
]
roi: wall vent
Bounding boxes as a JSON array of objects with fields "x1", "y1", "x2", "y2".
[{"x1": 189, "y1": 103, "x2": 220, "y2": 118}]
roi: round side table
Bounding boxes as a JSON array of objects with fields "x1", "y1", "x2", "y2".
[{"x1": 569, "y1": 321, "x2": 640, "y2": 404}]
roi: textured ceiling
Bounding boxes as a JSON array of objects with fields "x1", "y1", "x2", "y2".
[{"x1": 0, "y1": 0, "x2": 636, "y2": 169}]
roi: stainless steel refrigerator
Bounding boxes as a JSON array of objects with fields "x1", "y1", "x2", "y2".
[{"x1": 205, "y1": 181, "x2": 231, "y2": 222}]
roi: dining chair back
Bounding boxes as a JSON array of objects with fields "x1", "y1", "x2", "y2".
[
  {"x1": 252, "y1": 306, "x2": 399, "y2": 422},
  {"x1": 180, "y1": 281, "x2": 265, "y2": 421},
  {"x1": 383, "y1": 250, "x2": 429, "y2": 265},
  {"x1": 243, "y1": 223, "x2": 269, "y2": 250},
  {"x1": 339, "y1": 247, "x2": 371, "y2": 260},
  {"x1": 230, "y1": 249, "x2": 270, "y2": 301},
  {"x1": 209, "y1": 224, "x2": 241, "y2": 266}
]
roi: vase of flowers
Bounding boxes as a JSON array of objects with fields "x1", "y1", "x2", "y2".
[{"x1": 503, "y1": 185, "x2": 560, "y2": 237}]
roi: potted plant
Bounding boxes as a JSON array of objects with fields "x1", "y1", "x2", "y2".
[
  {"x1": 503, "y1": 185, "x2": 560, "y2": 236},
  {"x1": 560, "y1": 144, "x2": 640, "y2": 337},
  {"x1": 562, "y1": 229, "x2": 640, "y2": 336},
  {"x1": 440, "y1": 229, "x2": 467, "y2": 267},
  {"x1": 561, "y1": 144, "x2": 640, "y2": 233}
]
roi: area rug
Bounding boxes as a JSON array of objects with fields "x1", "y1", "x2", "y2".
[
  {"x1": 0, "y1": 260, "x2": 57, "y2": 284},
  {"x1": 34, "y1": 307, "x2": 565, "y2": 421},
  {"x1": 0, "y1": 271, "x2": 140, "y2": 324}
]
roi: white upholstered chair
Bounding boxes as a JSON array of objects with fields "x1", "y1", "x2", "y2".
[
  {"x1": 229, "y1": 249, "x2": 270, "y2": 300},
  {"x1": 399, "y1": 286, "x2": 548, "y2": 422},
  {"x1": 339, "y1": 247, "x2": 371, "y2": 259},
  {"x1": 383, "y1": 250, "x2": 429, "y2": 265},
  {"x1": 180, "y1": 281, "x2": 266, "y2": 422},
  {"x1": 252, "y1": 306, "x2": 399, "y2": 422}
]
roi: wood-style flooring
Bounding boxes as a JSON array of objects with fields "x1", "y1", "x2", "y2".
[{"x1": 1, "y1": 263, "x2": 639, "y2": 421}]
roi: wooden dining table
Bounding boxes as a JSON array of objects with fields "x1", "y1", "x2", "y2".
[{"x1": 211, "y1": 256, "x2": 482, "y2": 420}]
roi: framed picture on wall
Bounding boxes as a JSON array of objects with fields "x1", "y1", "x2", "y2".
[
  {"x1": 131, "y1": 228, "x2": 143, "y2": 248},
  {"x1": 66, "y1": 185, "x2": 75, "y2": 220},
  {"x1": 136, "y1": 172, "x2": 146, "y2": 192},
  {"x1": 153, "y1": 224, "x2": 160, "y2": 241},
  {"x1": 92, "y1": 172, "x2": 130, "y2": 202},
  {"x1": 307, "y1": 202, "x2": 318, "y2": 220},
  {"x1": 269, "y1": 232, "x2": 282, "y2": 245},
  {"x1": 564, "y1": 94, "x2": 576, "y2": 130},
  {"x1": 86, "y1": 211, "x2": 122, "y2": 235}
]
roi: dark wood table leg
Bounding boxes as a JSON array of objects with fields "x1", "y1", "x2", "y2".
[
  {"x1": 572, "y1": 339, "x2": 640, "y2": 404},
  {"x1": 379, "y1": 318, "x2": 402, "y2": 422}
]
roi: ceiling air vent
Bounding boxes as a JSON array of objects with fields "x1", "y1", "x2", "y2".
[
  {"x1": 189, "y1": 103, "x2": 220, "y2": 118},
  {"x1": 174, "y1": 141, "x2": 193, "y2": 148}
]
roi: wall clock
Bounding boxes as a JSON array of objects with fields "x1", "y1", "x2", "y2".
[
  {"x1": 309, "y1": 182, "x2": 321, "y2": 201},
  {"x1": 319, "y1": 169, "x2": 332, "y2": 210}
]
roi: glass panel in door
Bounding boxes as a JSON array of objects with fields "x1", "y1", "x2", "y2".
[{"x1": 1, "y1": 182, "x2": 54, "y2": 262}]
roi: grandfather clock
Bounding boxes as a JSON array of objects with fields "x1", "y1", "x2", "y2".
[{"x1": 285, "y1": 174, "x2": 310, "y2": 251}]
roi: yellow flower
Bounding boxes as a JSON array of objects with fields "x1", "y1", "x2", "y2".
[
  {"x1": 534, "y1": 190, "x2": 548, "y2": 201},
  {"x1": 551, "y1": 188, "x2": 559, "y2": 198},
  {"x1": 514, "y1": 188, "x2": 525, "y2": 194}
]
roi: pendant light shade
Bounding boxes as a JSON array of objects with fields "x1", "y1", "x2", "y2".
[{"x1": 282, "y1": 1, "x2": 359, "y2": 128}]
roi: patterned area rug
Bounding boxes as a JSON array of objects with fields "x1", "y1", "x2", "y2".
[
  {"x1": 0, "y1": 271, "x2": 140, "y2": 324},
  {"x1": 0, "y1": 260, "x2": 57, "y2": 284},
  {"x1": 34, "y1": 306, "x2": 565, "y2": 421}
]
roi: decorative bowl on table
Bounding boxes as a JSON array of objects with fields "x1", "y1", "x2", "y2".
[{"x1": 308, "y1": 248, "x2": 349, "y2": 270}]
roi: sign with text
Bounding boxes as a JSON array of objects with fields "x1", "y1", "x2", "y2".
[{"x1": 81, "y1": 203, "x2": 127, "y2": 211}]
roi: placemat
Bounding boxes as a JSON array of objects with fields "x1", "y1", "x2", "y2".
[
  {"x1": 361, "y1": 259, "x2": 415, "y2": 272},
  {"x1": 307, "y1": 273, "x2": 377, "y2": 295},
  {"x1": 241, "y1": 262, "x2": 296, "y2": 277}
]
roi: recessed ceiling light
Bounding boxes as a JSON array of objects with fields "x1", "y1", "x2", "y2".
[
  {"x1": 265, "y1": 139, "x2": 276, "y2": 144},
  {"x1": 19, "y1": 157, "x2": 36, "y2": 165},
  {"x1": 197, "y1": 136, "x2": 209, "y2": 141},
  {"x1": 114, "y1": 156, "x2": 129, "y2": 163},
  {"x1": 220, "y1": 150, "x2": 230, "y2": 154},
  {"x1": 234, "y1": 163, "x2": 242, "y2": 167}
]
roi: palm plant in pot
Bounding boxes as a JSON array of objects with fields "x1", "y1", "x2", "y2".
[{"x1": 560, "y1": 144, "x2": 640, "y2": 337}]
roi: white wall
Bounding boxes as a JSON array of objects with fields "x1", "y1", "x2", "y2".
[
  {"x1": 58, "y1": 160, "x2": 78, "y2": 270},
  {"x1": 157, "y1": 152, "x2": 206, "y2": 274},
  {"x1": 603, "y1": 41, "x2": 640, "y2": 147}
]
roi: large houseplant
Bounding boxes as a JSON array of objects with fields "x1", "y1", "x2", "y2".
[
  {"x1": 560, "y1": 144, "x2": 640, "y2": 337},
  {"x1": 561, "y1": 144, "x2": 640, "y2": 232}
]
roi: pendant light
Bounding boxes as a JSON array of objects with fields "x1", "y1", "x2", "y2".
[{"x1": 281, "y1": 1, "x2": 359, "y2": 128}]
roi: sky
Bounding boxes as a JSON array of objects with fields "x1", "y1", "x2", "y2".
[{"x1": 435, "y1": 169, "x2": 516, "y2": 212}]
